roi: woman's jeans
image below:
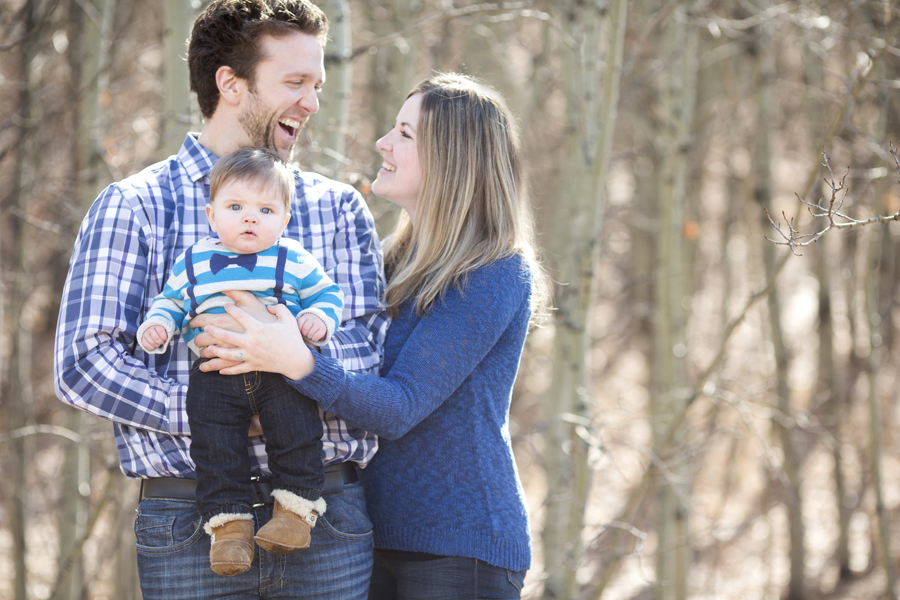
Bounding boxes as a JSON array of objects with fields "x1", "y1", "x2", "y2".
[
  {"x1": 369, "y1": 549, "x2": 527, "y2": 600},
  {"x1": 186, "y1": 360, "x2": 324, "y2": 518}
]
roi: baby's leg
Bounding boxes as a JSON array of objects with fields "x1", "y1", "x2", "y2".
[
  {"x1": 186, "y1": 362, "x2": 256, "y2": 575},
  {"x1": 252, "y1": 373, "x2": 325, "y2": 553}
]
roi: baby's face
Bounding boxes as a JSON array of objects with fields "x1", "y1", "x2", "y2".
[{"x1": 206, "y1": 178, "x2": 290, "y2": 255}]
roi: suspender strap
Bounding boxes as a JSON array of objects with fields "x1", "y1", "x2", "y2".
[
  {"x1": 184, "y1": 246, "x2": 201, "y2": 317},
  {"x1": 271, "y1": 244, "x2": 288, "y2": 306}
]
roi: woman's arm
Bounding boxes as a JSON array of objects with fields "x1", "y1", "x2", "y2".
[{"x1": 295, "y1": 259, "x2": 531, "y2": 439}]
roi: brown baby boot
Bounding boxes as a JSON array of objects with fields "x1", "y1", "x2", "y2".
[
  {"x1": 254, "y1": 490, "x2": 326, "y2": 554},
  {"x1": 204, "y1": 514, "x2": 255, "y2": 577}
]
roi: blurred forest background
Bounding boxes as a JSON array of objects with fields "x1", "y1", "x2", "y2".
[{"x1": 2, "y1": 0, "x2": 900, "y2": 599}]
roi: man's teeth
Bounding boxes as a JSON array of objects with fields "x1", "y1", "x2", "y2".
[
  {"x1": 382, "y1": 163, "x2": 396, "y2": 172},
  {"x1": 280, "y1": 118, "x2": 301, "y2": 132}
]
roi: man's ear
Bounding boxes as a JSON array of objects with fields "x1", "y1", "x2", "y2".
[
  {"x1": 215, "y1": 66, "x2": 245, "y2": 108},
  {"x1": 205, "y1": 203, "x2": 218, "y2": 232}
]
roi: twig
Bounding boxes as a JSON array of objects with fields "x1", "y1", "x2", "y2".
[
  {"x1": 344, "y1": 1, "x2": 548, "y2": 63},
  {"x1": 0, "y1": 0, "x2": 64, "y2": 52},
  {"x1": 767, "y1": 145, "x2": 900, "y2": 254},
  {"x1": 0, "y1": 424, "x2": 82, "y2": 444}
]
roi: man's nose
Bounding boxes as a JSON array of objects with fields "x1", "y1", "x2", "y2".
[{"x1": 300, "y1": 89, "x2": 319, "y2": 115}]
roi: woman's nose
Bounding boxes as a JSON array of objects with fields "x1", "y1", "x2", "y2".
[{"x1": 376, "y1": 132, "x2": 391, "y2": 152}]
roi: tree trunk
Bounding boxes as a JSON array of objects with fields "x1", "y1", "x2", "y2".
[
  {"x1": 360, "y1": 0, "x2": 418, "y2": 230},
  {"x1": 541, "y1": 0, "x2": 627, "y2": 597},
  {"x1": 863, "y1": 185, "x2": 897, "y2": 600},
  {"x1": 752, "y1": 19, "x2": 806, "y2": 600},
  {"x1": 56, "y1": 1, "x2": 118, "y2": 597},
  {"x1": 800, "y1": 19, "x2": 850, "y2": 580},
  {"x1": 4, "y1": 2, "x2": 39, "y2": 598},
  {"x1": 161, "y1": 0, "x2": 195, "y2": 155},
  {"x1": 651, "y1": 2, "x2": 698, "y2": 598},
  {"x1": 315, "y1": 0, "x2": 351, "y2": 179}
]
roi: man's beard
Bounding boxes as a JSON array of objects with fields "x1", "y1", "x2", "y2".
[{"x1": 238, "y1": 92, "x2": 295, "y2": 161}]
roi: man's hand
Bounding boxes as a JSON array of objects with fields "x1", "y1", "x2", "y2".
[
  {"x1": 141, "y1": 325, "x2": 169, "y2": 351},
  {"x1": 249, "y1": 414, "x2": 263, "y2": 437}
]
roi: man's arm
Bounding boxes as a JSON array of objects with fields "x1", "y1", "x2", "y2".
[
  {"x1": 317, "y1": 189, "x2": 389, "y2": 374},
  {"x1": 54, "y1": 184, "x2": 189, "y2": 436}
]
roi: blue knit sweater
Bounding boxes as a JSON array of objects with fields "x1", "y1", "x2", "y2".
[{"x1": 293, "y1": 255, "x2": 533, "y2": 571}]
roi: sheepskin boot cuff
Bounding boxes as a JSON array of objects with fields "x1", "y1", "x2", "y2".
[
  {"x1": 204, "y1": 512, "x2": 254, "y2": 537},
  {"x1": 204, "y1": 514, "x2": 255, "y2": 577},
  {"x1": 253, "y1": 491, "x2": 326, "y2": 555},
  {"x1": 270, "y1": 489, "x2": 327, "y2": 527}
]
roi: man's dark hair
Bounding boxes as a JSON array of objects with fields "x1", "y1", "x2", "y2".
[{"x1": 188, "y1": 0, "x2": 328, "y2": 119}]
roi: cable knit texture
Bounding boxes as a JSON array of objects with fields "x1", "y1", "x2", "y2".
[{"x1": 293, "y1": 255, "x2": 533, "y2": 571}]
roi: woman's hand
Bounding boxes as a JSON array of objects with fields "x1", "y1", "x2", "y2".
[
  {"x1": 191, "y1": 290, "x2": 278, "y2": 370},
  {"x1": 191, "y1": 290, "x2": 277, "y2": 346},
  {"x1": 199, "y1": 301, "x2": 317, "y2": 380}
]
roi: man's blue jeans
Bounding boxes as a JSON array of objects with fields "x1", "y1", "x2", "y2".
[
  {"x1": 369, "y1": 549, "x2": 527, "y2": 600},
  {"x1": 186, "y1": 361, "x2": 324, "y2": 519},
  {"x1": 134, "y1": 480, "x2": 373, "y2": 599}
]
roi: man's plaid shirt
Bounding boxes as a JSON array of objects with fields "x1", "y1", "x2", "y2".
[{"x1": 54, "y1": 134, "x2": 388, "y2": 479}]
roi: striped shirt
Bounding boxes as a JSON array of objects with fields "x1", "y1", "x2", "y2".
[
  {"x1": 54, "y1": 134, "x2": 388, "y2": 479},
  {"x1": 138, "y1": 237, "x2": 344, "y2": 354}
]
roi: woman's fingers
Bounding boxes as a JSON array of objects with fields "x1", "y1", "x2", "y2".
[{"x1": 224, "y1": 290, "x2": 278, "y2": 323}]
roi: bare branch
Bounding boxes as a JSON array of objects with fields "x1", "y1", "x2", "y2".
[
  {"x1": 766, "y1": 147, "x2": 900, "y2": 252},
  {"x1": 342, "y1": 1, "x2": 549, "y2": 63},
  {"x1": 0, "y1": 424, "x2": 82, "y2": 443}
]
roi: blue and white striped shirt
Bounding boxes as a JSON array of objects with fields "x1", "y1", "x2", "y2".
[
  {"x1": 138, "y1": 237, "x2": 344, "y2": 354},
  {"x1": 54, "y1": 134, "x2": 388, "y2": 479}
]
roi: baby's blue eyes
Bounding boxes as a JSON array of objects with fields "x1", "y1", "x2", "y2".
[{"x1": 227, "y1": 205, "x2": 272, "y2": 214}]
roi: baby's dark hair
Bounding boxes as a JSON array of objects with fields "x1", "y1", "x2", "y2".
[{"x1": 209, "y1": 147, "x2": 294, "y2": 210}]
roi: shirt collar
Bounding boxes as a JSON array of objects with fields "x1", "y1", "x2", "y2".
[{"x1": 177, "y1": 133, "x2": 218, "y2": 183}]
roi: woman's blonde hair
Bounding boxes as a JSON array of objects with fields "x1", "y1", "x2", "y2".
[{"x1": 383, "y1": 73, "x2": 547, "y2": 321}]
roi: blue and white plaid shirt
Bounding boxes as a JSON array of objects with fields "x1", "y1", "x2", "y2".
[{"x1": 54, "y1": 134, "x2": 388, "y2": 479}]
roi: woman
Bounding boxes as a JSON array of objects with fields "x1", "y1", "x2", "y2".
[{"x1": 202, "y1": 73, "x2": 547, "y2": 599}]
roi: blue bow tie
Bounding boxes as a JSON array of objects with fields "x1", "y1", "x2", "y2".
[{"x1": 209, "y1": 252, "x2": 257, "y2": 275}]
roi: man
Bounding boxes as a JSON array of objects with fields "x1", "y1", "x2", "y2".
[{"x1": 53, "y1": 1, "x2": 387, "y2": 597}]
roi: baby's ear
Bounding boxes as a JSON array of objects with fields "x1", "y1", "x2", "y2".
[{"x1": 205, "y1": 204, "x2": 217, "y2": 232}]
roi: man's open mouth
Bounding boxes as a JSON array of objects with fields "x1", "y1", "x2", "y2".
[{"x1": 279, "y1": 117, "x2": 301, "y2": 138}]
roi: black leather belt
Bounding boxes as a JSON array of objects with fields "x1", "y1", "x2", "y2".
[{"x1": 139, "y1": 461, "x2": 359, "y2": 505}]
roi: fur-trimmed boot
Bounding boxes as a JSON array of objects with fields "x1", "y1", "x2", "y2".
[
  {"x1": 204, "y1": 514, "x2": 255, "y2": 577},
  {"x1": 254, "y1": 490, "x2": 326, "y2": 554}
]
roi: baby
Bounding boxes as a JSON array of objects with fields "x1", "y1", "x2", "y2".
[{"x1": 137, "y1": 147, "x2": 343, "y2": 577}]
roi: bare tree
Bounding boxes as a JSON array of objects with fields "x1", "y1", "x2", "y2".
[
  {"x1": 160, "y1": 0, "x2": 195, "y2": 156},
  {"x1": 539, "y1": 0, "x2": 627, "y2": 597},
  {"x1": 3, "y1": 1, "x2": 41, "y2": 598}
]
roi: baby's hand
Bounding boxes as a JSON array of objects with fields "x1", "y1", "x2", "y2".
[
  {"x1": 142, "y1": 325, "x2": 170, "y2": 350},
  {"x1": 297, "y1": 314, "x2": 327, "y2": 342}
]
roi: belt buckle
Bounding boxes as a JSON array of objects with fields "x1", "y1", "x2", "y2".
[{"x1": 250, "y1": 476, "x2": 274, "y2": 507}]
